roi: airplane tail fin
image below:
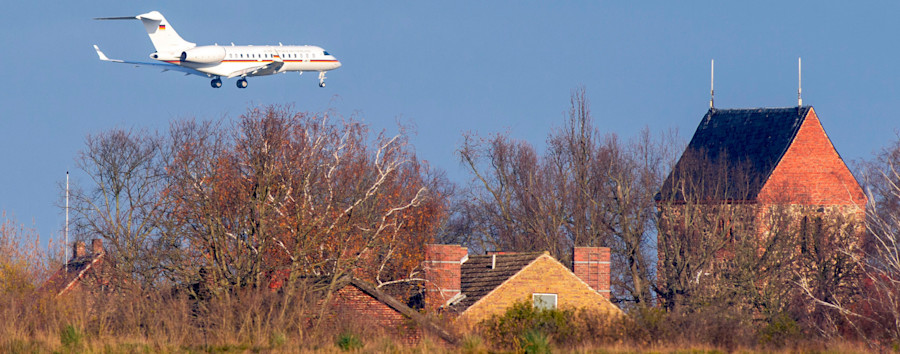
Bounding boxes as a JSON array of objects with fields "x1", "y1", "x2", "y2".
[
  {"x1": 136, "y1": 11, "x2": 195, "y2": 52},
  {"x1": 97, "y1": 11, "x2": 195, "y2": 53}
]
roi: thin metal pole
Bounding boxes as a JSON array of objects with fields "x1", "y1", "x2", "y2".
[
  {"x1": 710, "y1": 59, "x2": 715, "y2": 109},
  {"x1": 798, "y1": 57, "x2": 802, "y2": 107},
  {"x1": 65, "y1": 171, "x2": 69, "y2": 272}
]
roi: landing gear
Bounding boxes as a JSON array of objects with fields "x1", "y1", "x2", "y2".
[
  {"x1": 210, "y1": 78, "x2": 222, "y2": 88},
  {"x1": 236, "y1": 78, "x2": 248, "y2": 88},
  {"x1": 318, "y1": 72, "x2": 326, "y2": 88}
]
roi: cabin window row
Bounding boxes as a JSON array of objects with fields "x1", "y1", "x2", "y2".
[{"x1": 226, "y1": 53, "x2": 316, "y2": 59}]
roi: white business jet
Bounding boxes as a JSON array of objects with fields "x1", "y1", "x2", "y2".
[{"x1": 93, "y1": 11, "x2": 341, "y2": 88}]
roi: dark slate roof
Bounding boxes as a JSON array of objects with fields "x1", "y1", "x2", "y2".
[
  {"x1": 657, "y1": 106, "x2": 811, "y2": 201},
  {"x1": 36, "y1": 252, "x2": 105, "y2": 297},
  {"x1": 450, "y1": 252, "x2": 544, "y2": 312}
]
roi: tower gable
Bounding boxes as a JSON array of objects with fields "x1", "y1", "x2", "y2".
[{"x1": 757, "y1": 108, "x2": 866, "y2": 206}]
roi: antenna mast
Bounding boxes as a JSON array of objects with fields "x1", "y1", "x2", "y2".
[
  {"x1": 710, "y1": 59, "x2": 715, "y2": 109},
  {"x1": 798, "y1": 57, "x2": 802, "y2": 107},
  {"x1": 65, "y1": 171, "x2": 69, "y2": 273}
]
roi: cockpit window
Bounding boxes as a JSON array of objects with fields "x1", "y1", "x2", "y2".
[{"x1": 323, "y1": 51, "x2": 330, "y2": 56}]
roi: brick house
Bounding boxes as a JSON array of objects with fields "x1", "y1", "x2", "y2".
[
  {"x1": 325, "y1": 275, "x2": 457, "y2": 344},
  {"x1": 424, "y1": 244, "x2": 622, "y2": 327},
  {"x1": 656, "y1": 106, "x2": 867, "y2": 302},
  {"x1": 263, "y1": 273, "x2": 457, "y2": 344},
  {"x1": 36, "y1": 239, "x2": 114, "y2": 298}
]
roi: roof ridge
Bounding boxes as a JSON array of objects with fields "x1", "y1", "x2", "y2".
[
  {"x1": 712, "y1": 105, "x2": 812, "y2": 111},
  {"x1": 755, "y1": 106, "x2": 811, "y2": 189}
]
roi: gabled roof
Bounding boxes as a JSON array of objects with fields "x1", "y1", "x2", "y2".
[
  {"x1": 658, "y1": 106, "x2": 811, "y2": 202},
  {"x1": 450, "y1": 252, "x2": 544, "y2": 312},
  {"x1": 36, "y1": 252, "x2": 106, "y2": 297}
]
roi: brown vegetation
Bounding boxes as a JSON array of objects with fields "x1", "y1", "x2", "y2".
[{"x1": 0, "y1": 98, "x2": 897, "y2": 352}]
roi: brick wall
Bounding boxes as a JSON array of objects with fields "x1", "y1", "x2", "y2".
[
  {"x1": 573, "y1": 247, "x2": 611, "y2": 299},
  {"x1": 458, "y1": 255, "x2": 621, "y2": 327},
  {"x1": 757, "y1": 108, "x2": 867, "y2": 207},
  {"x1": 331, "y1": 285, "x2": 420, "y2": 343},
  {"x1": 424, "y1": 244, "x2": 468, "y2": 311}
]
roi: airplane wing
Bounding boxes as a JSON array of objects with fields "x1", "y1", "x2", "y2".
[
  {"x1": 226, "y1": 60, "x2": 284, "y2": 78},
  {"x1": 93, "y1": 45, "x2": 208, "y2": 77}
]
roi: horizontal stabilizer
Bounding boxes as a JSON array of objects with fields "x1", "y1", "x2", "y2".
[
  {"x1": 93, "y1": 45, "x2": 119, "y2": 62},
  {"x1": 93, "y1": 16, "x2": 139, "y2": 20},
  {"x1": 92, "y1": 44, "x2": 207, "y2": 77},
  {"x1": 94, "y1": 11, "x2": 194, "y2": 52}
]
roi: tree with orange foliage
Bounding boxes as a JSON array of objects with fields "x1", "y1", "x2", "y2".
[
  {"x1": 159, "y1": 105, "x2": 449, "y2": 296},
  {"x1": 0, "y1": 211, "x2": 55, "y2": 295}
]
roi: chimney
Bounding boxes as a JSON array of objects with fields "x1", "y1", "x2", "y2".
[
  {"x1": 573, "y1": 247, "x2": 611, "y2": 299},
  {"x1": 424, "y1": 244, "x2": 468, "y2": 311},
  {"x1": 73, "y1": 241, "x2": 86, "y2": 259},
  {"x1": 91, "y1": 239, "x2": 103, "y2": 254}
]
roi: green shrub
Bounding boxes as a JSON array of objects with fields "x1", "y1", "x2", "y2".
[
  {"x1": 477, "y1": 300, "x2": 576, "y2": 350},
  {"x1": 269, "y1": 331, "x2": 286, "y2": 349},
  {"x1": 759, "y1": 313, "x2": 801, "y2": 348},
  {"x1": 59, "y1": 324, "x2": 84, "y2": 351},
  {"x1": 522, "y1": 329, "x2": 552, "y2": 354},
  {"x1": 335, "y1": 331, "x2": 364, "y2": 351}
]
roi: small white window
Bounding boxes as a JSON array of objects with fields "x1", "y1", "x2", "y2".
[{"x1": 532, "y1": 293, "x2": 557, "y2": 310}]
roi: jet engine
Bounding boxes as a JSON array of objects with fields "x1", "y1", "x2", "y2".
[{"x1": 180, "y1": 46, "x2": 226, "y2": 64}]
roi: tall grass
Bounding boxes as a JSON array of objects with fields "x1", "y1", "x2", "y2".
[
  {"x1": 0, "y1": 285, "x2": 453, "y2": 352},
  {"x1": 475, "y1": 300, "x2": 875, "y2": 353},
  {"x1": 0, "y1": 288, "x2": 876, "y2": 352}
]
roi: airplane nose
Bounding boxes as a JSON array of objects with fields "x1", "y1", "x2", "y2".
[{"x1": 334, "y1": 61, "x2": 342, "y2": 69}]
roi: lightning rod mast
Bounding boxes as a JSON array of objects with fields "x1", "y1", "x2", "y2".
[
  {"x1": 65, "y1": 171, "x2": 69, "y2": 273},
  {"x1": 710, "y1": 59, "x2": 715, "y2": 109},
  {"x1": 798, "y1": 57, "x2": 802, "y2": 107}
]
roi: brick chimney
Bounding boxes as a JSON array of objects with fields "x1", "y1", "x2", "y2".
[
  {"x1": 91, "y1": 239, "x2": 103, "y2": 254},
  {"x1": 573, "y1": 247, "x2": 611, "y2": 299},
  {"x1": 73, "y1": 241, "x2": 86, "y2": 259},
  {"x1": 424, "y1": 244, "x2": 468, "y2": 311}
]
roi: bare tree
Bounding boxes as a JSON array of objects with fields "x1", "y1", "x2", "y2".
[
  {"x1": 69, "y1": 128, "x2": 165, "y2": 287},
  {"x1": 793, "y1": 140, "x2": 900, "y2": 346},
  {"x1": 655, "y1": 149, "x2": 760, "y2": 310},
  {"x1": 456, "y1": 88, "x2": 671, "y2": 307}
]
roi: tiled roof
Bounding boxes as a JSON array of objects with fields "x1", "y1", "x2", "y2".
[
  {"x1": 658, "y1": 106, "x2": 811, "y2": 201},
  {"x1": 451, "y1": 252, "x2": 544, "y2": 312},
  {"x1": 36, "y1": 252, "x2": 105, "y2": 297}
]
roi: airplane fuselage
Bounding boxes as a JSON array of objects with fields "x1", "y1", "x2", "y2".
[{"x1": 153, "y1": 44, "x2": 341, "y2": 78}]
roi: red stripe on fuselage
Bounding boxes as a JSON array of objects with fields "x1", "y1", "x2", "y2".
[{"x1": 164, "y1": 60, "x2": 332, "y2": 64}]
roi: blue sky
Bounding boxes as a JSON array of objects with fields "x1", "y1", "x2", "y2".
[{"x1": 1, "y1": 1, "x2": 897, "y2": 243}]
